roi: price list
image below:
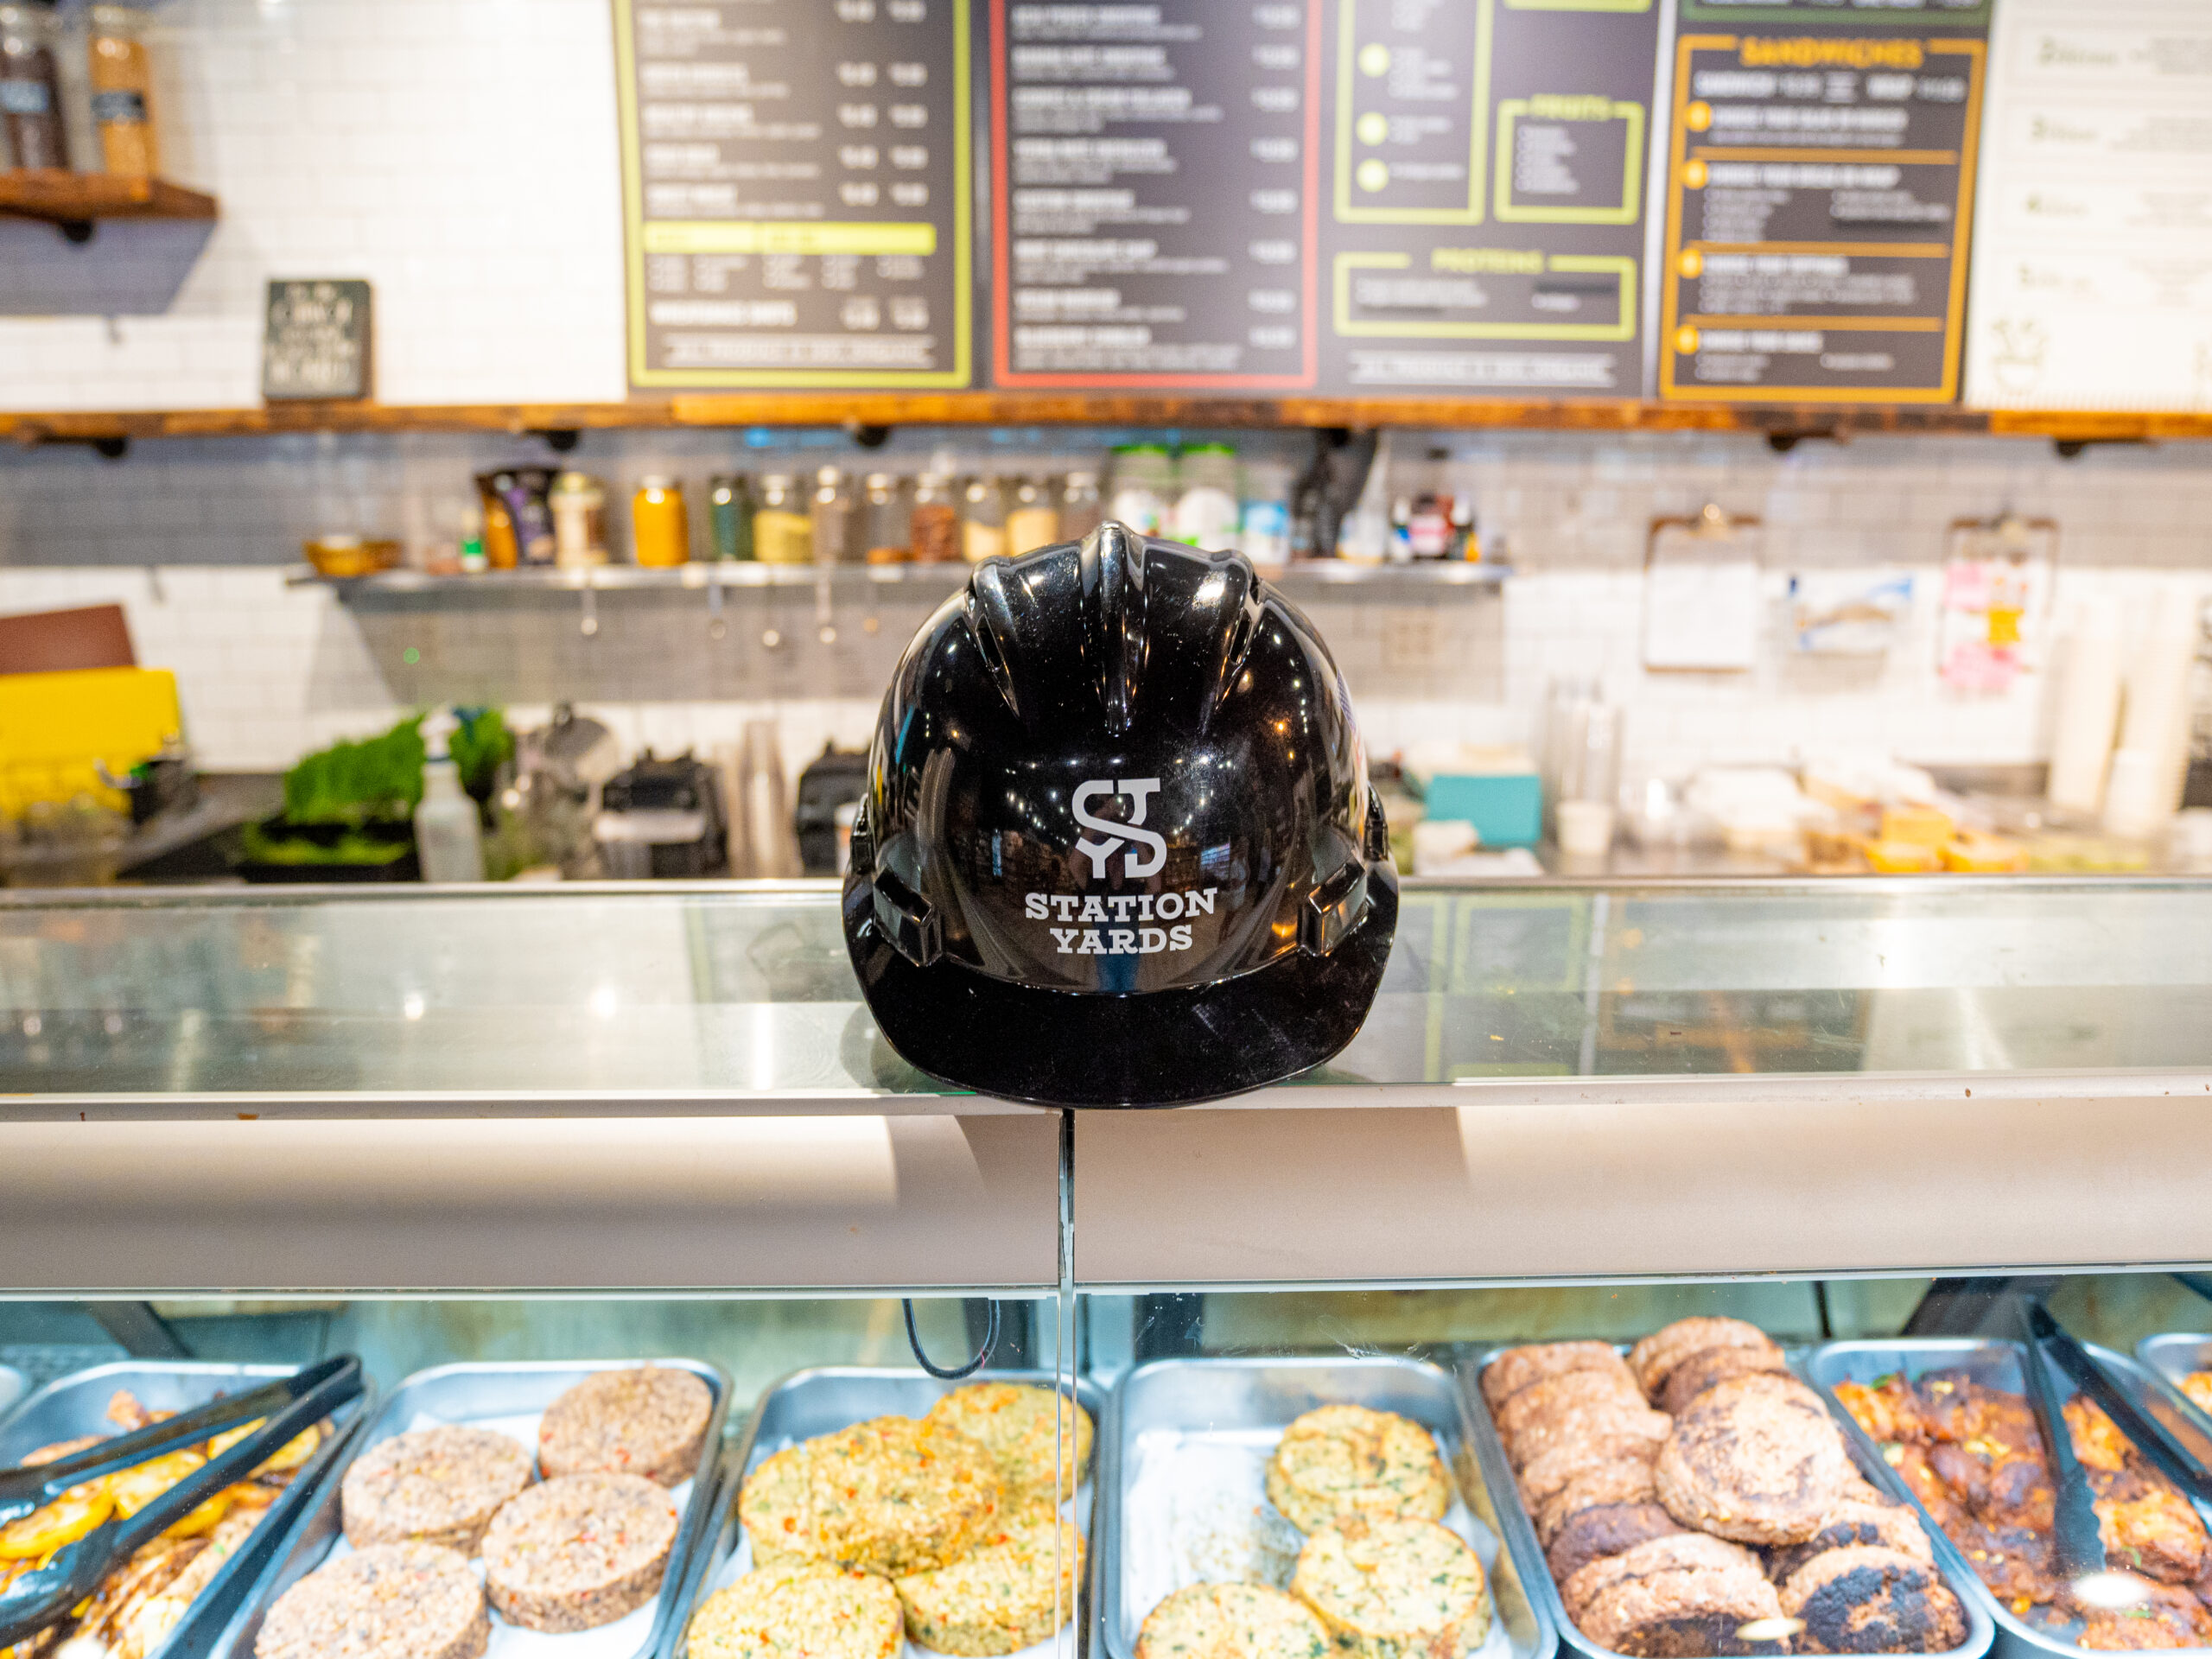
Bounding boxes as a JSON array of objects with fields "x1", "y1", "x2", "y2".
[
  {"x1": 1658, "y1": 3, "x2": 1989, "y2": 402},
  {"x1": 614, "y1": 0, "x2": 972, "y2": 389},
  {"x1": 988, "y1": 0, "x2": 1321, "y2": 388}
]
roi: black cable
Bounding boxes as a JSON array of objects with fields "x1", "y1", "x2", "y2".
[{"x1": 904, "y1": 1298, "x2": 1000, "y2": 1379}]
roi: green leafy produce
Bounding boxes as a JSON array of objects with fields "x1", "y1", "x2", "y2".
[
  {"x1": 450, "y1": 706, "x2": 514, "y2": 803},
  {"x1": 281, "y1": 715, "x2": 426, "y2": 826},
  {"x1": 240, "y1": 822, "x2": 412, "y2": 865}
]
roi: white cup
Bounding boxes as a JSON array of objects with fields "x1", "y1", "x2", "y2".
[{"x1": 1556, "y1": 799, "x2": 1616, "y2": 857}]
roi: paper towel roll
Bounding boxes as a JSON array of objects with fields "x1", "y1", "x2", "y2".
[
  {"x1": 2046, "y1": 595, "x2": 2124, "y2": 813},
  {"x1": 2120, "y1": 591, "x2": 2200, "y2": 824}
]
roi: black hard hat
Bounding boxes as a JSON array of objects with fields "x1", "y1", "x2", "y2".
[{"x1": 842, "y1": 523, "x2": 1398, "y2": 1107}]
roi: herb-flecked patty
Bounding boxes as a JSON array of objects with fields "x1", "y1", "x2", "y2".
[
  {"x1": 687, "y1": 1563, "x2": 901, "y2": 1659},
  {"x1": 480, "y1": 1471, "x2": 678, "y2": 1632},
  {"x1": 1136, "y1": 1583, "x2": 1331, "y2": 1659},
  {"x1": 923, "y1": 1382, "x2": 1094, "y2": 1506},
  {"x1": 537, "y1": 1366, "x2": 713, "y2": 1487},
  {"x1": 738, "y1": 1443, "x2": 826, "y2": 1570},
  {"x1": 894, "y1": 1511, "x2": 1082, "y2": 1655},
  {"x1": 1289, "y1": 1513, "x2": 1490, "y2": 1658},
  {"x1": 339, "y1": 1427, "x2": 534, "y2": 1556},
  {"x1": 255, "y1": 1541, "x2": 486, "y2": 1659},
  {"x1": 1264, "y1": 1405, "x2": 1452, "y2": 1535},
  {"x1": 800, "y1": 1415, "x2": 1003, "y2": 1577}
]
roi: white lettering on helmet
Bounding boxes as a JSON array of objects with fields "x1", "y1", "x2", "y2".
[
  {"x1": 1050, "y1": 927, "x2": 1078, "y2": 954},
  {"x1": 1071, "y1": 777, "x2": 1168, "y2": 879},
  {"x1": 1026, "y1": 893, "x2": 1050, "y2": 919}
]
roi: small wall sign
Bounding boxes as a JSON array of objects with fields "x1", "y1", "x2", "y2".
[{"x1": 262, "y1": 278, "x2": 372, "y2": 401}]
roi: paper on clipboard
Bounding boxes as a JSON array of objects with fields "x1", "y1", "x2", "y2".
[{"x1": 1642, "y1": 505, "x2": 1763, "y2": 672}]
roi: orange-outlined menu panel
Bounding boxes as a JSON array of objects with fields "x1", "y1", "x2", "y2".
[
  {"x1": 989, "y1": 0, "x2": 1320, "y2": 389},
  {"x1": 1658, "y1": 27, "x2": 1987, "y2": 403}
]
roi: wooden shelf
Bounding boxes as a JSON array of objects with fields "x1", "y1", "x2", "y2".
[
  {"x1": 3, "y1": 397, "x2": 2208, "y2": 448},
  {"x1": 0, "y1": 170, "x2": 217, "y2": 240}
]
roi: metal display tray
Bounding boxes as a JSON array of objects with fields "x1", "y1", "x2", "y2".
[
  {"x1": 1802, "y1": 1338, "x2": 2191, "y2": 1659},
  {"x1": 0, "y1": 1359, "x2": 372, "y2": 1659},
  {"x1": 1101, "y1": 1353, "x2": 1554, "y2": 1659},
  {"x1": 2131, "y1": 1335, "x2": 2212, "y2": 1454},
  {"x1": 206, "y1": 1357, "x2": 732, "y2": 1659},
  {"x1": 0, "y1": 1363, "x2": 24, "y2": 1423},
  {"x1": 660, "y1": 1366, "x2": 1105, "y2": 1659},
  {"x1": 1461, "y1": 1343, "x2": 1994, "y2": 1659}
]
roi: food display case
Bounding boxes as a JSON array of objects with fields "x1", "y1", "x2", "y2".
[{"x1": 3, "y1": 877, "x2": 2212, "y2": 1659}]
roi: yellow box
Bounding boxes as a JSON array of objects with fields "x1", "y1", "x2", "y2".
[
  {"x1": 0, "y1": 667, "x2": 183, "y2": 816},
  {"x1": 1878, "y1": 804, "x2": 1955, "y2": 849}
]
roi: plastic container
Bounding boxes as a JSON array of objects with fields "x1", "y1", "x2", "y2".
[
  {"x1": 87, "y1": 4, "x2": 156, "y2": 178},
  {"x1": 1238, "y1": 459, "x2": 1293, "y2": 572},
  {"x1": 415, "y1": 717, "x2": 484, "y2": 884},
  {"x1": 548, "y1": 471, "x2": 607, "y2": 569},
  {"x1": 962, "y1": 475, "x2": 1007, "y2": 563},
  {"x1": 752, "y1": 473, "x2": 810, "y2": 564},
  {"x1": 632, "y1": 475, "x2": 690, "y2": 567},
  {"x1": 709, "y1": 474, "x2": 754, "y2": 562},
  {"x1": 909, "y1": 473, "x2": 959, "y2": 563},
  {"x1": 1007, "y1": 476, "x2": 1060, "y2": 555},
  {"x1": 1107, "y1": 445, "x2": 1173, "y2": 535},
  {"x1": 810, "y1": 465, "x2": 853, "y2": 565},
  {"x1": 1173, "y1": 443, "x2": 1240, "y2": 551}
]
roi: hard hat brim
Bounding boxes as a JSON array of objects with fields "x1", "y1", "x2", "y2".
[{"x1": 842, "y1": 873, "x2": 1399, "y2": 1108}]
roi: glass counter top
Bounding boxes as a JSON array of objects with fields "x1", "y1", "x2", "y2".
[{"x1": 2, "y1": 877, "x2": 2207, "y2": 1106}]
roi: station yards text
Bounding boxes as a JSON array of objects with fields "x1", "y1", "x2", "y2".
[{"x1": 1023, "y1": 887, "x2": 1219, "y2": 955}]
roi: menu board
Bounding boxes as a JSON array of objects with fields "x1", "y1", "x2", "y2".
[
  {"x1": 986, "y1": 0, "x2": 1320, "y2": 389},
  {"x1": 613, "y1": 0, "x2": 973, "y2": 389},
  {"x1": 1963, "y1": 0, "x2": 2212, "y2": 410},
  {"x1": 1317, "y1": 0, "x2": 1668, "y2": 397},
  {"x1": 1656, "y1": 0, "x2": 1990, "y2": 403}
]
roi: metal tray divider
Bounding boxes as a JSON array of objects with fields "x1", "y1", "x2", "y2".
[
  {"x1": 207, "y1": 1357, "x2": 732, "y2": 1659},
  {"x1": 2129, "y1": 1334, "x2": 2212, "y2": 1479},
  {"x1": 0, "y1": 1359, "x2": 376, "y2": 1659},
  {"x1": 658, "y1": 1365, "x2": 1106, "y2": 1659},
  {"x1": 1798, "y1": 1336, "x2": 2187, "y2": 1659},
  {"x1": 1452, "y1": 1341, "x2": 1993, "y2": 1659}
]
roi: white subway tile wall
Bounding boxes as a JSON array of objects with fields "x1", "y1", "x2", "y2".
[{"x1": 3, "y1": 430, "x2": 2207, "y2": 785}]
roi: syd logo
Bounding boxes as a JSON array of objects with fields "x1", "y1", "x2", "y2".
[{"x1": 1071, "y1": 777, "x2": 1166, "y2": 878}]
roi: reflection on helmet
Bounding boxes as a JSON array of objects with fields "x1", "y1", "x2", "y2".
[{"x1": 844, "y1": 524, "x2": 1399, "y2": 1107}]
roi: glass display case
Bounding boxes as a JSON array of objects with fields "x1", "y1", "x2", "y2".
[{"x1": 3, "y1": 878, "x2": 2210, "y2": 1659}]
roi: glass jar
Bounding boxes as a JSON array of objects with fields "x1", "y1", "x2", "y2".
[
  {"x1": 0, "y1": 2, "x2": 70, "y2": 171},
  {"x1": 1172, "y1": 442, "x2": 1240, "y2": 551},
  {"x1": 709, "y1": 474, "x2": 754, "y2": 562},
  {"x1": 909, "y1": 474, "x2": 959, "y2": 563},
  {"x1": 631, "y1": 476, "x2": 690, "y2": 568},
  {"x1": 1107, "y1": 444, "x2": 1174, "y2": 536},
  {"x1": 87, "y1": 5, "x2": 156, "y2": 178},
  {"x1": 753, "y1": 474, "x2": 812, "y2": 565},
  {"x1": 548, "y1": 471, "x2": 608, "y2": 569},
  {"x1": 1059, "y1": 469, "x2": 1103, "y2": 543},
  {"x1": 862, "y1": 473, "x2": 910, "y2": 565},
  {"x1": 810, "y1": 466, "x2": 855, "y2": 565},
  {"x1": 961, "y1": 477, "x2": 1007, "y2": 564},
  {"x1": 1006, "y1": 477, "x2": 1059, "y2": 556}
]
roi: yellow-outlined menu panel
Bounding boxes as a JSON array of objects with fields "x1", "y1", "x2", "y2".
[{"x1": 1334, "y1": 0, "x2": 1494, "y2": 226}]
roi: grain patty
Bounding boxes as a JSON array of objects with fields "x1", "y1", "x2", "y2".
[
  {"x1": 1653, "y1": 1373, "x2": 1853, "y2": 1545},
  {"x1": 1764, "y1": 1499, "x2": 1933, "y2": 1584},
  {"x1": 1508, "y1": 1402, "x2": 1670, "y2": 1475},
  {"x1": 1547, "y1": 1503, "x2": 1688, "y2": 1583},
  {"x1": 1777, "y1": 1545, "x2": 1967, "y2": 1654},
  {"x1": 923, "y1": 1383, "x2": 1094, "y2": 1507},
  {"x1": 1290, "y1": 1513, "x2": 1489, "y2": 1658},
  {"x1": 339, "y1": 1427, "x2": 534, "y2": 1556},
  {"x1": 1485, "y1": 1344, "x2": 1637, "y2": 1412},
  {"x1": 894, "y1": 1511, "x2": 1081, "y2": 1656},
  {"x1": 687, "y1": 1563, "x2": 901, "y2": 1659},
  {"x1": 1135, "y1": 1582, "x2": 1331, "y2": 1658},
  {"x1": 255, "y1": 1541, "x2": 486, "y2": 1659},
  {"x1": 801, "y1": 1415, "x2": 1003, "y2": 1577},
  {"x1": 1568, "y1": 1535, "x2": 1786, "y2": 1657},
  {"x1": 1629, "y1": 1320, "x2": 1783, "y2": 1402},
  {"x1": 1657, "y1": 1347, "x2": 1794, "y2": 1418},
  {"x1": 1264, "y1": 1404, "x2": 1452, "y2": 1535},
  {"x1": 480, "y1": 1471, "x2": 678, "y2": 1632},
  {"x1": 1561, "y1": 1533, "x2": 1765, "y2": 1619},
  {"x1": 537, "y1": 1366, "x2": 713, "y2": 1488},
  {"x1": 1517, "y1": 1433, "x2": 1663, "y2": 1513},
  {"x1": 739, "y1": 1443, "x2": 825, "y2": 1570},
  {"x1": 1537, "y1": 1459, "x2": 1662, "y2": 1545},
  {"x1": 1497, "y1": 1370, "x2": 1651, "y2": 1446}
]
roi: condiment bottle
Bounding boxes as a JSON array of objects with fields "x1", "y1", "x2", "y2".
[
  {"x1": 632, "y1": 475, "x2": 690, "y2": 568},
  {"x1": 909, "y1": 473, "x2": 959, "y2": 563},
  {"x1": 709, "y1": 474, "x2": 755, "y2": 561},
  {"x1": 549, "y1": 471, "x2": 608, "y2": 569},
  {"x1": 0, "y1": 2, "x2": 69, "y2": 171},
  {"x1": 87, "y1": 5, "x2": 156, "y2": 178},
  {"x1": 1172, "y1": 443, "x2": 1240, "y2": 551},
  {"x1": 810, "y1": 466, "x2": 854, "y2": 565},
  {"x1": 1059, "y1": 470, "x2": 1103, "y2": 542},
  {"x1": 1107, "y1": 444, "x2": 1173, "y2": 536},
  {"x1": 753, "y1": 473, "x2": 812, "y2": 564},
  {"x1": 1006, "y1": 477, "x2": 1059, "y2": 555},
  {"x1": 862, "y1": 473, "x2": 910, "y2": 565},
  {"x1": 962, "y1": 477, "x2": 1007, "y2": 563}
]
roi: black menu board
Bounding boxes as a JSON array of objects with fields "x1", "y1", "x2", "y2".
[
  {"x1": 1316, "y1": 0, "x2": 1667, "y2": 398},
  {"x1": 1656, "y1": 0, "x2": 1990, "y2": 403},
  {"x1": 614, "y1": 0, "x2": 973, "y2": 390},
  {"x1": 987, "y1": 0, "x2": 1320, "y2": 391}
]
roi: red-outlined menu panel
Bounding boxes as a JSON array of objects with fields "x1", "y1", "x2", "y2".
[{"x1": 989, "y1": 0, "x2": 1321, "y2": 390}]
